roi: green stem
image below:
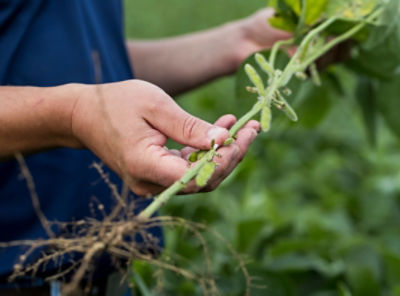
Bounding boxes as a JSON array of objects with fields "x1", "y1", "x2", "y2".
[
  {"x1": 300, "y1": 8, "x2": 384, "y2": 71},
  {"x1": 138, "y1": 8, "x2": 384, "y2": 220},
  {"x1": 280, "y1": 17, "x2": 338, "y2": 86},
  {"x1": 229, "y1": 101, "x2": 264, "y2": 137},
  {"x1": 269, "y1": 38, "x2": 295, "y2": 67},
  {"x1": 138, "y1": 150, "x2": 216, "y2": 219}
]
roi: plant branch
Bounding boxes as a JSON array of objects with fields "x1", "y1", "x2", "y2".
[
  {"x1": 299, "y1": 7, "x2": 384, "y2": 71},
  {"x1": 138, "y1": 8, "x2": 384, "y2": 220}
]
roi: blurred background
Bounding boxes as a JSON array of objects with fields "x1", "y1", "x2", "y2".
[{"x1": 125, "y1": 1, "x2": 400, "y2": 295}]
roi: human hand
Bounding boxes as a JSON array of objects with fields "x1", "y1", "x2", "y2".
[
  {"x1": 233, "y1": 8, "x2": 292, "y2": 66},
  {"x1": 71, "y1": 80, "x2": 260, "y2": 196}
]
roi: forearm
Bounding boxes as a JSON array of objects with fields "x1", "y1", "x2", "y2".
[
  {"x1": 127, "y1": 21, "x2": 246, "y2": 96},
  {"x1": 0, "y1": 84, "x2": 83, "y2": 158}
]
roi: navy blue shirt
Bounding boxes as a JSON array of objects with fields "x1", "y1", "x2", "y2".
[{"x1": 0, "y1": 0, "x2": 159, "y2": 280}]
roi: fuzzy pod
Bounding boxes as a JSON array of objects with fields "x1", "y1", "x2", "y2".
[
  {"x1": 246, "y1": 86, "x2": 258, "y2": 94},
  {"x1": 245, "y1": 64, "x2": 266, "y2": 97},
  {"x1": 224, "y1": 137, "x2": 234, "y2": 146},
  {"x1": 195, "y1": 161, "x2": 217, "y2": 187},
  {"x1": 197, "y1": 151, "x2": 207, "y2": 160},
  {"x1": 295, "y1": 72, "x2": 308, "y2": 81},
  {"x1": 255, "y1": 53, "x2": 274, "y2": 76},
  {"x1": 260, "y1": 105, "x2": 272, "y2": 132},
  {"x1": 188, "y1": 151, "x2": 199, "y2": 163},
  {"x1": 310, "y1": 63, "x2": 321, "y2": 86},
  {"x1": 282, "y1": 88, "x2": 292, "y2": 96},
  {"x1": 276, "y1": 92, "x2": 298, "y2": 122}
]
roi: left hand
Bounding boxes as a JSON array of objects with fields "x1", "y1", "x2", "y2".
[{"x1": 233, "y1": 8, "x2": 292, "y2": 67}]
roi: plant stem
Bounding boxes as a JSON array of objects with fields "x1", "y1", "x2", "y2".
[
  {"x1": 299, "y1": 8, "x2": 384, "y2": 71},
  {"x1": 138, "y1": 8, "x2": 384, "y2": 220},
  {"x1": 229, "y1": 101, "x2": 264, "y2": 137},
  {"x1": 269, "y1": 38, "x2": 295, "y2": 67},
  {"x1": 138, "y1": 150, "x2": 216, "y2": 219},
  {"x1": 280, "y1": 17, "x2": 338, "y2": 86}
]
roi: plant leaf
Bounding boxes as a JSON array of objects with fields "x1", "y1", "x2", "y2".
[
  {"x1": 356, "y1": 76, "x2": 378, "y2": 146},
  {"x1": 376, "y1": 75, "x2": 400, "y2": 140}
]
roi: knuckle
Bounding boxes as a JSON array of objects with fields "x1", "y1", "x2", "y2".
[
  {"x1": 182, "y1": 116, "x2": 199, "y2": 140},
  {"x1": 146, "y1": 94, "x2": 166, "y2": 116}
]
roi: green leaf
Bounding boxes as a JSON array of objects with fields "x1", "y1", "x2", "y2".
[
  {"x1": 236, "y1": 219, "x2": 265, "y2": 252},
  {"x1": 338, "y1": 282, "x2": 353, "y2": 296},
  {"x1": 281, "y1": 0, "x2": 329, "y2": 27},
  {"x1": 304, "y1": 0, "x2": 329, "y2": 25},
  {"x1": 356, "y1": 76, "x2": 378, "y2": 145},
  {"x1": 297, "y1": 82, "x2": 332, "y2": 128},
  {"x1": 284, "y1": 0, "x2": 301, "y2": 15},
  {"x1": 346, "y1": 265, "x2": 381, "y2": 296},
  {"x1": 195, "y1": 161, "x2": 216, "y2": 187},
  {"x1": 376, "y1": 75, "x2": 400, "y2": 140},
  {"x1": 266, "y1": 254, "x2": 345, "y2": 277},
  {"x1": 325, "y1": 0, "x2": 380, "y2": 21},
  {"x1": 269, "y1": 15, "x2": 298, "y2": 32}
]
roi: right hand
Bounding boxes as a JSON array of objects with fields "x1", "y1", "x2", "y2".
[{"x1": 71, "y1": 80, "x2": 260, "y2": 196}]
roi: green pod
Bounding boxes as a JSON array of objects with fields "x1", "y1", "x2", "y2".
[
  {"x1": 197, "y1": 151, "x2": 207, "y2": 160},
  {"x1": 246, "y1": 86, "x2": 258, "y2": 94},
  {"x1": 310, "y1": 63, "x2": 321, "y2": 86},
  {"x1": 260, "y1": 105, "x2": 272, "y2": 132},
  {"x1": 189, "y1": 150, "x2": 208, "y2": 162},
  {"x1": 282, "y1": 104, "x2": 298, "y2": 122},
  {"x1": 282, "y1": 88, "x2": 292, "y2": 96},
  {"x1": 255, "y1": 53, "x2": 274, "y2": 76},
  {"x1": 244, "y1": 64, "x2": 266, "y2": 97},
  {"x1": 224, "y1": 137, "x2": 234, "y2": 146},
  {"x1": 295, "y1": 72, "x2": 308, "y2": 81},
  {"x1": 195, "y1": 161, "x2": 217, "y2": 187},
  {"x1": 188, "y1": 151, "x2": 199, "y2": 163},
  {"x1": 276, "y1": 92, "x2": 298, "y2": 122}
]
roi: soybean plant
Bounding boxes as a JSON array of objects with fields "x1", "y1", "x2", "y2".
[{"x1": 138, "y1": 7, "x2": 383, "y2": 220}]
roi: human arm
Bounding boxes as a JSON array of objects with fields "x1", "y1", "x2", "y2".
[
  {"x1": 127, "y1": 8, "x2": 291, "y2": 96},
  {"x1": 0, "y1": 80, "x2": 260, "y2": 196}
]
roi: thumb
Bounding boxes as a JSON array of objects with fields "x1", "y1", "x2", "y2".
[{"x1": 144, "y1": 98, "x2": 229, "y2": 150}]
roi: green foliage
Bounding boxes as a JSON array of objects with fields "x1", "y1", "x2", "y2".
[{"x1": 126, "y1": 0, "x2": 400, "y2": 295}]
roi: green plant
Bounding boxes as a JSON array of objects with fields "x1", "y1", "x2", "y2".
[{"x1": 138, "y1": 0, "x2": 390, "y2": 220}]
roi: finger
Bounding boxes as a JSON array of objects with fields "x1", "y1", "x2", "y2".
[
  {"x1": 243, "y1": 120, "x2": 261, "y2": 133},
  {"x1": 198, "y1": 143, "x2": 241, "y2": 191},
  {"x1": 131, "y1": 145, "x2": 189, "y2": 188},
  {"x1": 144, "y1": 96, "x2": 230, "y2": 150},
  {"x1": 129, "y1": 179, "x2": 166, "y2": 197},
  {"x1": 181, "y1": 146, "x2": 198, "y2": 160},
  {"x1": 232, "y1": 126, "x2": 258, "y2": 162},
  {"x1": 214, "y1": 114, "x2": 237, "y2": 129},
  {"x1": 180, "y1": 114, "x2": 237, "y2": 160}
]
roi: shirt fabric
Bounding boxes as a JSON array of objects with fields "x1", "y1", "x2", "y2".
[{"x1": 0, "y1": 0, "x2": 161, "y2": 283}]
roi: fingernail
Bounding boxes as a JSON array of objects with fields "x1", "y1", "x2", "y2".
[{"x1": 207, "y1": 126, "x2": 227, "y2": 142}]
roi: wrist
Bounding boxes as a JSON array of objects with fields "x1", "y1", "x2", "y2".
[
  {"x1": 47, "y1": 83, "x2": 88, "y2": 149},
  {"x1": 218, "y1": 21, "x2": 248, "y2": 74},
  {"x1": 223, "y1": 19, "x2": 259, "y2": 73}
]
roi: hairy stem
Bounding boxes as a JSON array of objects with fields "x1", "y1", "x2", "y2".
[
  {"x1": 139, "y1": 8, "x2": 383, "y2": 219},
  {"x1": 138, "y1": 149, "x2": 217, "y2": 219},
  {"x1": 299, "y1": 7, "x2": 384, "y2": 71}
]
